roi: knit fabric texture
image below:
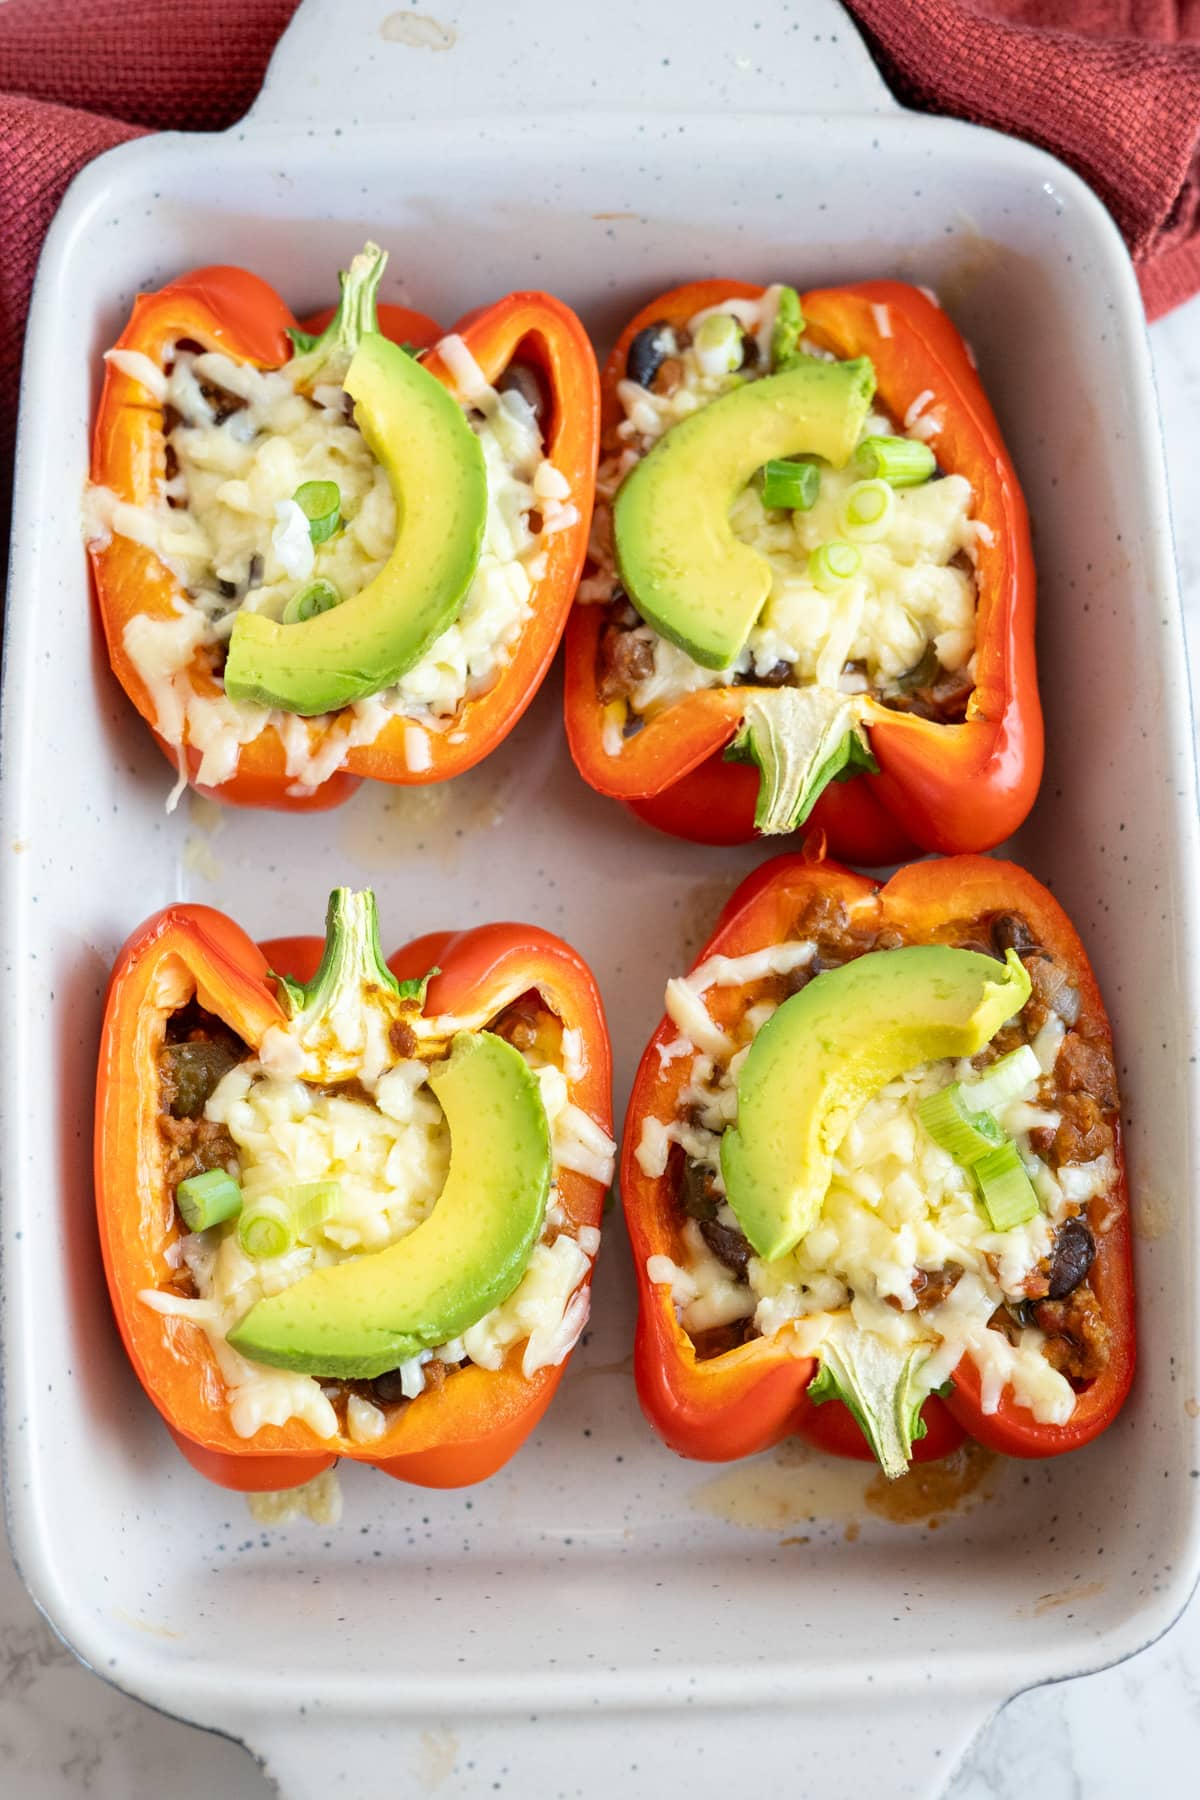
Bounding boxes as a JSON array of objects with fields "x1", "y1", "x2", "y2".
[{"x1": 1, "y1": 0, "x2": 1198, "y2": 541}]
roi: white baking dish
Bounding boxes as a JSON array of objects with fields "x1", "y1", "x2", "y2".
[{"x1": 3, "y1": 2, "x2": 1198, "y2": 1794}]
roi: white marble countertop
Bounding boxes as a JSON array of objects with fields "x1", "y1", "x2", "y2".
[{"x1": 3, "y1": 294, "x2": 1199, "y2": 1799}]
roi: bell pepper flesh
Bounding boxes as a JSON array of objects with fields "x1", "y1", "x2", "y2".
[
  {"x1": 564, "y1": 278, "x2": 1042, "y2": 863},
  {"x1": 95, "y1": 905, "x2": 612, "y2": 1491},
  {"x1": 622, "y1": 852, "x2": 1134, "y2": 1468},
  {"x1": 89, "y1": 269, "x2": 599, "y2": 811}
]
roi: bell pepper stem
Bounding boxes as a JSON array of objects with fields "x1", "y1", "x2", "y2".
[
  {"x1": 725, "y1": 687, "x2": 878, "y2": 834},
  {"x1": 272, "y1": 888, "x2": 432, "y2": 1080},
  {"x1": 287, "y1": 242, "x2": 387, "y2": 389},
  {"x1": 808, "y1": 1314, "x2": 934, "y2": 1480}
]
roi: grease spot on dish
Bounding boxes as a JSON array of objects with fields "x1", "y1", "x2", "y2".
[
  {"x1": 338, "y1": 760, "x2": 514, "y2": 871},
  {"x1": 115, "y1": 1610, "x2": 182, "y2": 1640},
  {"x1": 1134, "y1": 1187, "x2": 1171, "y2": 1240},
  {"x1": 381, "y1": 11, "x2": 456, "y2": 51},
  {"x1": 690, "y1": 1437, "x2": 1001, "y2": 1534},
  {"x1": 1024, "y1": 1578, "x2": 1106, "y2": 1617},
  {"x1": 415, "y1": 1726, "x2": 459, "y2": 1788},
  {"x1": 688, "y1": 1440, "x2": 872, "y2": 1530},
  {"x1": 863, "y1": 1441, "x2": 997, "y2": 1525},
  {"x1": 247, "y1": 1467, "x2": 342, "y2": 1527}
]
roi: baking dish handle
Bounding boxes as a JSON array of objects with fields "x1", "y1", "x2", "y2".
[
  {"x1": 245, "y1": 0, "x2": 898, "y2": 131},
  {"x1": 250, "y1": 1686, "x2": 1004, "y2": 1800}
]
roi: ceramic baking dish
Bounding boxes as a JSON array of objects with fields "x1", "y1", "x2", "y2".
[{"x1": 3, "y1": 2, "x2": 1198, "y2": 1794}]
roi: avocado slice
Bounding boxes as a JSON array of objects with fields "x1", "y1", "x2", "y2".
[
  {"x1": 227, "y1": 1031, "x2": 552, "y2": 1378},
  {"x1": 223, "y1": 247, "x2": 487, "y2": 717},
  {"x1": 614, "y1": 356, "x2": 876, "y2": 671},
  {"x1": 721, "y1": 946, "x2": 1032, "y2": 1261}
]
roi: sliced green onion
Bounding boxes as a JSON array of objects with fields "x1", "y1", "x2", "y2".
[
  {"x1": 176, "y1": 1168, "x2": 242, "y2": 1233},
  {"x1": 972, "y1": 1140, "x2": 1040, "y2": 1231},
  {"x1": 762, "y1": 459, "x2": 820, "y2": 512},
  {"x1": 917, "y1": 1084, "x2": 1004, "y2": 1167},
  {"x1": 288, "y1": 1181, "x2": 342, "y2": 1241},
  {"x1": 292, "y1": 479, "x2": 341, "y2": 544},
  {"x1": 964, "y1": 1045, "x2": 1041, "y2": 1115},
  {"x1": 839, "y1": 477, "x2": 895, "y2": 541},
  {"x1": 283, "y1": 578, "x2": 341, "y2": 625},
  {"x1": 857, "y1": 434, "x2": 936, "y2": 486},
  {"x1": 770, "y1": 285, "x2": 805, "y2": 369},
  {"x1": 693, "y1": 311, "x2": 744, "y2": 376},
  {"x1": 238, "y1": 1197, "x2": 295, "y2": 1261},
  {"x1": 808, "y1": 540, "x2": 862, "y2": 592}
]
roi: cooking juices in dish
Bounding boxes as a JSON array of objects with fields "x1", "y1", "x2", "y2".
[
  {"x1": 623, "y1": 854, "x2": 1132, "y2": 1479},
  {"x1": 85, "y1": 245, "x2": 599, "y2": 809},
  {"x1": 565, "y1": 280, "x2": 1042, "y2": 862},
  {"x1": 95, "y1": 888, "x2": 614, "y2": 1490}
]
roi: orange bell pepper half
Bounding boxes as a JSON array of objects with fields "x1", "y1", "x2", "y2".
[
  {"x1": 88, "y1": 257, "x2": 599, "y2": 811},
  {"x1": 95, "y1": 895, "x2": 612, "y2": 1491},
  {"x1": 623, "y1": 852, "x2": 1133, "y2": 1471},
  {"x1": 565, "y1": 279, "x2": 1041, "y2": 863}
]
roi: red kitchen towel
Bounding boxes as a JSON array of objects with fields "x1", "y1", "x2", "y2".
[
  {"x1": 0, "y1": 0, "x2": 299, "y2": 530},
  {"x1": 843, "y1": 0, "x2": 1200, "y2": 319},
  {"x1": 0, "y1": 0, "x2": 1199, "y2": 533}
]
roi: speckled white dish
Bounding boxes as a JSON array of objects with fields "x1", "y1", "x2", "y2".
[{"x1": 3, "y1": 3, "x2": 1199, "y2": 1795}]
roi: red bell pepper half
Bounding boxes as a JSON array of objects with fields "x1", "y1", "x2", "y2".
[
  {"x1": 96, "y1": 889, "x2": 612, "y2": 1491},
  {"x1": 622, "y1": 851, "x2": 1132, "y2": 1472},
  {"x1": 565, "y1": 279, "x2": 1041, "y2": 865},
  {"x1": 88, "y1": 247, "x2": 598, "y2": 811}
]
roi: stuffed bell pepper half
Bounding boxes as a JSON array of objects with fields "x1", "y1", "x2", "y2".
[
  {"x1": 86, "y1": 244, "x2": 599, "y2": 809},
  {"x1": 95, "y1": 888, "x2": 614, "y2": 1490},
  {"x1": 566, "y1": 280, "x2": 1041, "y2": 863},
  {"x1": 623, "y1": 853, "x2": 1132, "y2": 1477}
]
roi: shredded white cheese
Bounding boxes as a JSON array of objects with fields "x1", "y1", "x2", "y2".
[
  {"x1": 644, "y1": 956, "x2": 1117, "y2": 1430},
  {"x1": 145, "y1": 1005, "x2": 608, "y2": 1440},
  {"x1": 85, "y1": 331, "x2": 563, "y2": 796}
]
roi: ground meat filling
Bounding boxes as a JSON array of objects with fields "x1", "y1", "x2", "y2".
[
  {"x1": 672, "y1": 903, "x2": 1119, "y2": 1386},
  {"x1": 158, "y1": 1001, "x2": 249, "y2": 1188}
]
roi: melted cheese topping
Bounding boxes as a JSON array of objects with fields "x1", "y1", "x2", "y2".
[
  {"x1": 146, "y1": 1040, "x2": 614, "y2": 1441},
  {"x1": 640, "y1": 955, "x2": 1115, "y2": 1429},
  {"x1": 85, "y1": 338, "x2": 565, "y2": 796},
  {"x1": 590, "y1": 283, "x2": 982, "y2": 720}
]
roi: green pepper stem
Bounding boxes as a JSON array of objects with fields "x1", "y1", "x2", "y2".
[
  {"x1": 809, "y1": 1316, "x2": 934, "y2": 1479},
  {"x1": 272, "y1": 888, "x2": 432, "y2": 1082},
  {"x1": 725, "y1": 687, "x2": 878, "y2": 835},
  {"x1": 287, "y1": 242, "x2": 387, "y2": 389}
]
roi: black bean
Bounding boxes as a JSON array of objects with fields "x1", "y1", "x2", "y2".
[
  {"x1": 680, "y1": 1159, "x2": 720, "y2": 1222},
  {"x1": 736, "y1": 660, "x2": 793, "y2": 688},
  {"x1": 371, "y1": 1370, "x2": 409, "y2": 1405},
  {"x1": 626, "y1": 321, "x2": 673, "y2": 390},
  {"x1": 699, "y1": 1218, "x2": 751, "y2": 1278},
  {"x1": 1047, "y1": 1217, "x2": 1096, "y2": 1300},
  {"x1": 991, "y1": 912, "x2": 1038, "y2": 956},
  {"x1": 199, "y1": 381, "x2": 247, "y2": 426},
  {"x1": 498, "y1": 360, "x2": 547, "y2": 423}
]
